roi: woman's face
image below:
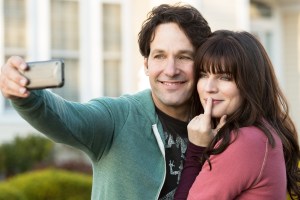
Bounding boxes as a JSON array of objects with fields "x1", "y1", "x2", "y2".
[{"x1": 197, "y1": 71, "x2": 243, "y2": 118}]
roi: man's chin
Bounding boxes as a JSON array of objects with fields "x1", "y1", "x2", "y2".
[
  {"x1": 162, "y1": 98, "x2": 190, "y2": 108},
  {"x1": 153, "y1": 91, "x2": 191, "y2": 106}
]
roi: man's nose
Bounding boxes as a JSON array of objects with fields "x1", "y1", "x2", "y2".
[{"x1": 164, "y1": 57, "x2": 179, "y2": 76}]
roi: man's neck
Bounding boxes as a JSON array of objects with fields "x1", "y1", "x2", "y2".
[{"x1": 155, "y1": 104, "x2": 190, "y2": 122}]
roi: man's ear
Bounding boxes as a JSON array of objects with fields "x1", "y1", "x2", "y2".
[{"x1": 144, "y1": 58, "x2": 149, "y2": 76}]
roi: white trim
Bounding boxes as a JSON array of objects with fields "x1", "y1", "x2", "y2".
[
  {"x1": 0, "y1": 0, "x2": 4, "y2": 114},
  {"x1": 236, "y1": 0, "x2": 250, "y2": 30},
  {"x1": 26, "y1": 0, "x2": 51, "y2": 60},
  {"x1": 101, "y1": 0, "x2": 123, "y2": 3},
  {"x1": 152, "y1": 123, "x2": 166, "y2": 199},
  {"x1": 0, "y1": 0, "x2": 3, "y2": 63},
  {"x1": 152, "y1": 124, "x2": 165, "y2": 157},
  {"x1": 121, "y1": 1, "x2": 134, "y2": 93},
  {"x1": 79, "y1": 0, "x2": 102, "y2": 102}
]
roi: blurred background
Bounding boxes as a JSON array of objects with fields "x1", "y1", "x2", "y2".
[
  {"x1": 1, "y1": 0, "x2": 300, "y2": 142},
  {"x1": 0, "y1": 0, "x2": 299, "y2": 198}
]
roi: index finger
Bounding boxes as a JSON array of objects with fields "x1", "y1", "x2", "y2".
[
  {"x1": 7, "y1": 56, "x2": 27, "y2": 71},
  {"x1": 2, "y1": 56, "x2": 29, "y2": 88},
  {"x1": 204, "y1": 97, "x2": 212, "y2": 116}
]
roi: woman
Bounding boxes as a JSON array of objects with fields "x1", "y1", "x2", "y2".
[{"x1": 175, "y1": 30, "x2": 300, "y2": 199}]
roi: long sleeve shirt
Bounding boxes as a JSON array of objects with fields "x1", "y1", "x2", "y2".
[
  {"x1": 11, "y1": 89, "x2": 167, "y2": 200},
  {"x1": 174, "y1": 142, "x2": 205, "y2": 199},
  {"x1": 176, "y1": 126, "x2": 286, "y2": 200}
]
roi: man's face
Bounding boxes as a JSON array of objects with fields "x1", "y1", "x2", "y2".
[{"x1": 144, "y1": 23, "x2": 195, "y2": 120}]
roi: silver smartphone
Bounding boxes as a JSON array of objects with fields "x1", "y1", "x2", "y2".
[{"x1": 20, "y1": 59, "x2": 65, "y2": 89}]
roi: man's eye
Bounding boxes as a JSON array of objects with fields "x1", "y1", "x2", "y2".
[
  {"x1": 178, "y1": 56, "x2": 192, "y2": 60},
  {"x1": 154, "y1": 55, "x2": 165, "y2": 59}
]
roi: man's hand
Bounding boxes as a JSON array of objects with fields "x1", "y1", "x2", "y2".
[
  {"x1": 187, "y1": 97, "x2": 226, "y2": 147},
  {"x1": 0, "y1": 56, "x2": 30, "y2": 99}
]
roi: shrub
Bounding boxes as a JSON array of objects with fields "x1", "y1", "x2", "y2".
[
  {"x1": 0, "y1": 168, "x2": 92, "y2": 200},
  {"x1": 0, "y1": 184, "x2": 26, "y2": 200},
  {"x1": 0, "y1": 134, "x2": 54, "y2": 178}
]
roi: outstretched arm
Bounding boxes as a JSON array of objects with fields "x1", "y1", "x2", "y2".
[{"x1": 1, "y1": 56, "x2": 116, "y2": 161}]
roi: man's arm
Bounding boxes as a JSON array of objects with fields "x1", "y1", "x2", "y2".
[{"x1": 1, "y1": 56, "x2": 116, "y2": 161}]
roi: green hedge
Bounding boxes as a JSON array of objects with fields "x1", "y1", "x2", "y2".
[
  {"x1": 0, "y1": 134, "x2": 54, "y2": 178},
  {"x1": 0, "y1": 168, "x2": 92, "y2": 200},
  {"x1": 0, "y1": 184, "x2": 26, "y2": 200}
]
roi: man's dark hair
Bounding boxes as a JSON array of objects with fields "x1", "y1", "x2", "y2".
[{"x1": 138, "y1": 3, "x2": 211, "y2": 58}]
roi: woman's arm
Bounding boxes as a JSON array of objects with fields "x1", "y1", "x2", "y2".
[
  {"x1": 187, "y1": 127, "x2": 283, "y2": 200},
  {"x1": 174, "y1": 142, "x2": 206, "y2": 199}
]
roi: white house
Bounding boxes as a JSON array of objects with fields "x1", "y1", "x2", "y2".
[{"x1": 1, "y1": 0, "x2": 299, "y2": 142}]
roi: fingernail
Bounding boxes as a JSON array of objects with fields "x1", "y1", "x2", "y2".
[
  {"x1": 20, "y1": 63, "x2": 27, "y2": 70},
  {"x1": 20, "y1": 79, "x2": 27, "y2": 86},
  {"x1": 19, "y1": 87, "x2": 26, "y2": 94}
]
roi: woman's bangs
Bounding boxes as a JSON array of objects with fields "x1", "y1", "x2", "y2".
[{"x1": 200, "y1": 45, "x2": 236, "y2": 75}]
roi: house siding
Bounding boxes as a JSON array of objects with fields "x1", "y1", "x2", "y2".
[{"x1": 282, "y1": 11, "x2": 300, "y2": 138}]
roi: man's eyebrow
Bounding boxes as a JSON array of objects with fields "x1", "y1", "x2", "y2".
[
  {"x1": 178, "y1": 50, "x2": 194, "y2": 55},
  {"x1": 151, "y1": 49, "x2": 165, "y2": 54},
  {"x1": 151, "y1": 49, "x2": 194, "y2": 55}
]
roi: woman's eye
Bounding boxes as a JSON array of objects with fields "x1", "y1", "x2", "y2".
[
  {"x1": 220, "y1": 74, "x2": 232, "y2": 81},
  {"x1": 199, "y1": 72, "x2": 207, "y2": 78}
]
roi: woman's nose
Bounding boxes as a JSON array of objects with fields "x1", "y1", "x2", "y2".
[{"x1": 204, "y1": 78, "x2": 218, "y2": 93}]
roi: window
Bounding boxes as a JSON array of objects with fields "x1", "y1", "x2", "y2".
[
  {"x1": 250, "y1": 0, "x2": 274, "y2": 58},
  {"x1": 102, "y1": 3, "x2": 121, "y2": 97},
  {"x1": 250, "y1": 0, "x2": 272, "y2": 19},
  {"x1": 51, "y1": 0, "x2": 79, "y2": 101},
  {"x1": 4, "y1": 0, "x2": 26, "y2": 51},
  {"x1": 3, "y1": 0, "x2": 26, "y2": 111}
]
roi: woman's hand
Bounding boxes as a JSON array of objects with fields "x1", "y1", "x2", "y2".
[{"x1": 188, "y1": 97, "x2": 226, "y2": 147}]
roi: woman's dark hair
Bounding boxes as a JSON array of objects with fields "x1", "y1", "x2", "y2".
[
  {"x1": 194, "y1": 30, "x2": 300, "y2": 198},
  {"x1": 138, "y1": 3, "x2": 211, "y2": 58}
]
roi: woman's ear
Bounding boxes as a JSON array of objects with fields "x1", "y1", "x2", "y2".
[{"x1": 144, "y1": 58, "x2": 149, "y2": 76}]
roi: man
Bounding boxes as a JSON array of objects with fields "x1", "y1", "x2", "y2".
[{"x1": 0, "y1": 3, "x2": 211, "y2": 199}]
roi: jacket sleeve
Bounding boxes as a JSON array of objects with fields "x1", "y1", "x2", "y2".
[
  {"x1": 174, "y1": 142, "x2": 206, "y2": 200},
  {"x1": 187, "y1": 127, "x2": 271, "y2": 200},
  {"x1": 11, "y1": 90, "x2": 122, "y2": 161}
]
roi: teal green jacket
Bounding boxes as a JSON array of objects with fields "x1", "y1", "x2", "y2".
[{"x1": 12, "y1": 89, "x2": 166, "y2": 200}]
